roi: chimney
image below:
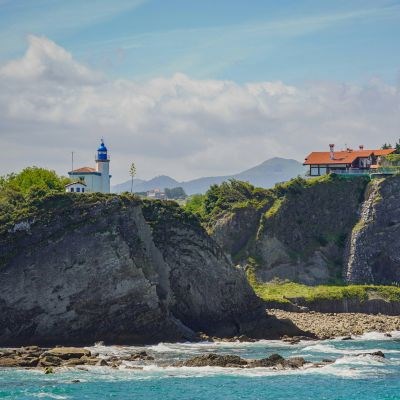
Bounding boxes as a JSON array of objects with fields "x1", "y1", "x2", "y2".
[
  {"x1": 359, "y1": 145, "x2": 364, "y2": 150},
  {"x1": 329, "y1": 144, "x2": 335, "y2": 160}
]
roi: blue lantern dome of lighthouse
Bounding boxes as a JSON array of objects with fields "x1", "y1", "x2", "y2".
[{"x1": 97, "y1": 139, "x2": 108, "y2": 161}]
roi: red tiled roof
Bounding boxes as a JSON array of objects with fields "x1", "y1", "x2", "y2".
[
  {"x1": 71, "y1": 167, "x2": 96, "y2": 173},
  {"x1": 304, "y1": 148, "x2": 395, "y2": 165},
  {"x1": 372, "y1": 149, "x2": 396, "y2": 156}
]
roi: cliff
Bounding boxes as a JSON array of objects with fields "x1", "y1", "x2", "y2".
[
  {"x1": 346, "y1": 177, "x2": 400, "y2": 284},
  {"x1": 207, "y1": 175, "x2": 400, "y2": 286},
  {"x1": 0, "y1": 193, "x2": 300, "y2": 346}
]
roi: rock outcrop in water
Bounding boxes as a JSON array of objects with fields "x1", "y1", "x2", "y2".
[
  {"x1": 174, "y1": 352, "x2": 312, "y2": 369},
  {"x1": 0, "y1": 194, "x2": 301, "y2": 346}
]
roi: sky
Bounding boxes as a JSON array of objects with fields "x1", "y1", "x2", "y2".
[{"x1": 0, "y1": 0, "x2": 399, "y2": 183}]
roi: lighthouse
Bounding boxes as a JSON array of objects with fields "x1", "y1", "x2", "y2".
[
  {"x1": 67, "y1": 139, "x2": 111, "y2": 193},
  {"x1": 96, "y1": 139, "x2": 110, "y2": 193}
]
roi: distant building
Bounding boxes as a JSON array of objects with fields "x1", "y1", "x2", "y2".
[
  {"x1": 146, "y1": 189, "x2": 166, "y2": 199},
  {"x1": 67, "y1": 140, "x2": 111, "y2": 193},
  {"x1": 65, "y1": 181, "x2": 87, "y2": 193},
  {"x1": 304, "y1": 144, "x2": 395, "y2": 176}
]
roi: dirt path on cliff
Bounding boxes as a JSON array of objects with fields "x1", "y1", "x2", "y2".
[{"x1": 269, "y1": 309, "x2": 400, "y2": 339}]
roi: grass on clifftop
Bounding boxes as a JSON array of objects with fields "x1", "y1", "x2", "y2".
[{"x1": 246, "y1": 268, "x2": 400, "y2": 303}]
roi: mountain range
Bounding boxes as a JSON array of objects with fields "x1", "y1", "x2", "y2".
[{"x1": 112, "y1": 157, "x2": 306, "y2": 195}]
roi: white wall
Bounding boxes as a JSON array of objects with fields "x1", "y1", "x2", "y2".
[{"x1": 96, "y1": 160, "x2": 110, "y2": 193}]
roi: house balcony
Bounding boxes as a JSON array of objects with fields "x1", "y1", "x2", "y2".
[
  {"x1": 331, "y1": 168, "x2": 371, "y2": 176},
  {"x1": 306, "y1": 167, "x2": 400, "y2": 178},
  {"x1": 333, "y1": 167, "x2": 400, "y2": 176}
]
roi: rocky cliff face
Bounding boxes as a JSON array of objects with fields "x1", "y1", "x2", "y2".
[
  {"x1": 252, "y1": 177, "x2": 367, "y2": 284},
  {"x1": 211, "y1": 206, "x2": 264, "y2": 262},
  {"x1": 209, "y1": 175, "x2": 400, "y2": 286},
  {"x1": 346, "y1": 177, "x2": 400, "y2": 284},
  {"x1": 210, "y1": 176, "x2": 368, "y2": 285},
  {"x1": 0, "y1": 194, "x2": 299, "y2": 346}
]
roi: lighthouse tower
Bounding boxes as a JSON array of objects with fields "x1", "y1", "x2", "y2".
[{"x1": 95, "y1": 139, "x2": 110, "y2": 193}]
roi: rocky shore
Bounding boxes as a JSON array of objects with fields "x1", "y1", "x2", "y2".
[
  {"x1": 0, "y1": 346, "x2": 155, "y2": 372},
  {"x1": 269, "y1": 309, "x2": 400, "y2": 339},
  {"x1": 0, "y1": 345, "x2": 388, "y2": 374}
]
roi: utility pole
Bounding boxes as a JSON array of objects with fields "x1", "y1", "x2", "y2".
[{"x1": 71, "y1": 151, "x2": 74, "y2": 172}]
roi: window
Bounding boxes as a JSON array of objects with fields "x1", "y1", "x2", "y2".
[
  {"x1": 70, "y1": 188, "x2": 74, "y2": 192},
  {"x1": 310, "y1": 167, "x2": 319, "y2": 176},
  {"x1": 76, "y1": 187, "x2": 80, "y2": 192},
  {"x1": 319, "y1": 167, "x2": 327, "y2": 175},
  {"x1": 82, "y1": 188, "x2": 85, "y2": 193}
]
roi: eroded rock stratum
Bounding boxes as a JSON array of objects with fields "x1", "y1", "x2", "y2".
[
  {"x1": 208, "y1": 175, "x2": 400, "y2": 285},
  {"x1": 0, "y1": 194, "x2": 299, "y2": 345}
]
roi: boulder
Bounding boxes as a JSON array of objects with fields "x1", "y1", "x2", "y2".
[
  {"x1": 126, "y1": 351, "x2": 154, "y2": 361},
  {"x1": 177, "y1": 353, "x2": 248, "y2": 368},
  {"x1": 44, "y1": 347, "x2": 91, "y2": 360},
  {"x1": 38, "y1": 355, "x2": 63, "y2": 367},
  {"x1": 354, "y1": 350, "x2": 385, "y2": 358},
  {"x1": 0, "y1": 357, "x2": 34, "y2": 367},
  {"x1": 370, "y1": 351, "x2": 385, "y2": 358},
  {"x1": 63, "y1": 358, "x2": 85, "y2": 367},
  {"x1": 251, "y1": 354, "x2": 307, "y2": 369}
]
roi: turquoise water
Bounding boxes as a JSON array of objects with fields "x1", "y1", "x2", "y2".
[{"x1": 1, "y1": 331, "x2": 399, "y2": 400}]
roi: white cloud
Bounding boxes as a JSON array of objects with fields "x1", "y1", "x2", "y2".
[
  {"x1": 0, "y1": 35, "x2": 103, "y2": 85},
  {"x1": 0, "y1": 35, "x2": 399, "y2": 183}
]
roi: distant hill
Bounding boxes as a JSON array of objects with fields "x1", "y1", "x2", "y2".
[
  {"x1": 112, "y1": 157, "x2": 306, "y2": 195},
  {"x1": 113, "y1": 175, "x2": 179, "y2": 194}
]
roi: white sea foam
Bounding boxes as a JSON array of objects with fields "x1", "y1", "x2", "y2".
[
  {"x1": 355, "y1": 331, "x2": 400, "y2": 341},
  {"x1": 32, "y1": 394, "x2": 69, "y2": 399},
  {"x1": 147, "y1": 339, "x2": 300, "y2": 353},
  {"x1": 85, "y1": 344, "x2": 146, "y2": 359},
  {"x1": 111, "y1": 363, "x2": 372, "y2": 380},
  {"x1": 57, "y1": 334, "x2": 400, "y2": 383},
  {"x1": 334, "y1": 354, "x2": 388, "y2": 366},
  {"x1": 301, "y1": 343, "x2": 400, "y2": 355},
  {"x1": 19, "y1": 359, "x2": 389, "y2": 382}
]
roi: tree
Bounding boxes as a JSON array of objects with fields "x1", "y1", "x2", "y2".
[
  {"x1": 164, "y1": 187, "x2": 187, "y2": 199},
  {"x1": 129, "y1": 162, "x2": 136, "y2": 194},
  {"x1": 1, "y1": 167, "x2": 69, "y2": 195},
  {"x1": 381, "y1": 143, "x2": 393, "y2": 150},
  {"x1": 185, "y1": 194, "x2": 205, "y2": 218},
  {"x1": 395, "y1": 139, "x2": 400, "y2": 154}
]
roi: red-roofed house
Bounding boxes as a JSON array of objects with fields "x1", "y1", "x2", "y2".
[{"x1": 304, "y1": 145, "x2": 395, "y2": 176}]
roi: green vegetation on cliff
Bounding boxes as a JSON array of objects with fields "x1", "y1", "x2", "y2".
[
  {"x1": 185, "y1": 179, "x2": 274, "y2": 226},
  {"x1": 0, "y1": 167, "x2": 70, "y2": 195},
  {"x1": 247, "y1": 267, "x2": 400, "y2": 303},
  {"x1": 0, "y1": 167, "x2": 71, "y2": 233},
  {"x1": 185, "y1": 174, "x2": 367, "y2": 229}
]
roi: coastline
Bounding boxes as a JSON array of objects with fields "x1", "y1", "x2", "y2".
[
  {"x1": 1, "y1": 310, "x2": 399, "y2": 371},
  {"x1": 269, "y1": 309, "x2": 400, "y2": 339},
  {"x1": 1, "y1": 324, "x2": 399, "y2": 399}
]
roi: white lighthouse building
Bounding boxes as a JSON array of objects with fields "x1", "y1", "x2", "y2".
[{"x1": 67, "y1": 140, "x2": 111, "y2": 193}]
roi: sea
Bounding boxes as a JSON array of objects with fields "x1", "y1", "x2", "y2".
[{"x1": 1, "y1": 331, "x2": 399, "y2": 400}]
